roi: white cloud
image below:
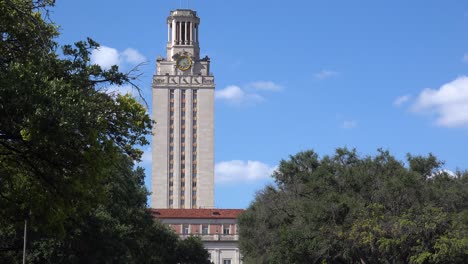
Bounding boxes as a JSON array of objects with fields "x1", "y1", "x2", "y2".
[
  {"x1": 412, "y1": 76, "x2": 468, "y2": 127},
  {"x1": 248, "y1": 81, "x2": 283, "y2": 91},
  {"x1": 91, "y1": 46, "x2": 147, "y2": 69},
  {"x1": 91, "y1": 46, "x2": 120, "y2": 69},
  {"x1": 216, "y1": 81, "x2": 283, "y2": 106},
  {"x1": 215, "y1": 86, "x2": 245, "y2": 101},
  {"x1": 314, "y1": 70, "x2": 339, "y2": 80},
  {"x1": 122, "y1": 48, "x2": 147, "y2": 64},
  {"x1": 430, "y1": 169, "x2": 456, "y2": 179},
  {"x1": 215, "y1": 85, "x2": 263, "y2": 105},
  {"x1": 463, "y1": 54, "x2": 468, "y2": 63},
  {"x1": 215, "y1": 160, "x2": 276, "y2": 183},
  {"x1": 394, "y1": 95, "x2": 411, "y2": 107},
  {"x1": 342, "y1": 120, "x2": 357, "y2": 129}
]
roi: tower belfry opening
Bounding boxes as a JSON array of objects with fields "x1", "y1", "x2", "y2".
[{"x1": 166, "y1": 9, "x2": 200, "y2": 61}]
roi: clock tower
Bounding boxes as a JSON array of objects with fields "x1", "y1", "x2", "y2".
[{"x1": 152, "y1": 9, "x2": 215, "y2": 209}]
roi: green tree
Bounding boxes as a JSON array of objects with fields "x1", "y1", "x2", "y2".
[
  {"x1": 239, "y1": 149, "x2": 468, "y2": 264},
  {"x1": 0, "y1": 1, "x2": 211, "y2": 263},
  {"x1": 0, "y1": 0, "x2": 150, "y2": 234}
]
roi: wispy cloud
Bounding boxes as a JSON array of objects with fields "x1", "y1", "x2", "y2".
[
  {"x1": 215, "y1": 160, "x2": 276, "y2": 184},
  {"x1": 248, "y1": 81, "x2": 283, "y2": 91},
  {"x1": 215, "y1": 85, "x2": 264, "y2": 105},
  {"x1": 314, "y1": 70, "x2": 339, "y2": 80},
  {"x1": 342, "y1": 120, "x2": 358, "y2": 129},
  {"x1": 463, "y1": 54, "x2": 468, "y2": 63},
  {"x1": 91, "y1": 46, "x2": 120, "y2": 69},
  {"x1": 121, "y1": 48, "x2": 147, "y2": 65},
  {"x1": 412, "y1": 76, "x2": 468, "y2": 127},
  {"x1": 91, "y1": 45, "x2": 147, "y2": 69},
  {"x1": 216, "y1": 81, "x2": 283, "y2": 106},
  {"x1": 394, "y1": 95, "x2": 411, "y2": 107}
]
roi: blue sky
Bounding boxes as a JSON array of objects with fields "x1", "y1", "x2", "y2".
[{"x1": 52, "y1": 0, "x2": 468, "y2": 209}]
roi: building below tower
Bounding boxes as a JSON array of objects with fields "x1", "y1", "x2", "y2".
[{"x1": 152, "y1": 209, "x2": 244, "y2": 264}]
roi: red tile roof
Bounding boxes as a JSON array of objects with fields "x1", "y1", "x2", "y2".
[{"x1": 150, "y1": 208, "x2": 245, "y2": 219}]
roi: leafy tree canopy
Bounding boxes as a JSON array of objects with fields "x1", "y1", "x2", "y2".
[
  {"x1": 239, "y1": 148, "x2": 468, "y2": 264},
  {"x1": 0, "y1": 0, "x2": 150, "y2": 234},
  {"x1": 0, "y1": 1, "x2": 211, "y2": 263}
]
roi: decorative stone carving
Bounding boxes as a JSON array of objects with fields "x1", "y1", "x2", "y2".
[
  {"x1": 154, "y1": 77, "x2": 166, "y2": 85},
  {"x1": 203, "y1": 77, "x2": 214, "y2": 85},
  {"x1": 170, "y1": 77, "x2": 179, "y2": 84}
]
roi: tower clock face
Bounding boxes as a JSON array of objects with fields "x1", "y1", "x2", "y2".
[{"x1": 176, "y1": 55, "x2": 192, "y2": 71}]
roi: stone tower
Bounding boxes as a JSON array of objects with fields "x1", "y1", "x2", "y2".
[{"x1": 152, "y1": 9, "x2": 215, "y2": 209}]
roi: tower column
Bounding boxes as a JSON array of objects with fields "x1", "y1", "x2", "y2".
[
  {"x1": 179, "y1": 22, "x2": 182, "y2": 45},
  {"x1": 167, "y1": 23, "x2": 171, "y2": 42},
  {"x1": 185, "y1": 21, "x2": 188, "y2": 45},
  {"x1": 172, "y1": 20, "x2": 177, "y2": 45},
  {"x1": 190, "y1": 22, "x2": 193, "y2": 44}
]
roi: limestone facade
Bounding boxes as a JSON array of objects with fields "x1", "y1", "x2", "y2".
[{"x1": 152, "y1": 9, "x2": 214, "y2": 209}]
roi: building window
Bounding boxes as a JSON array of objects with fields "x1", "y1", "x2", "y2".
[
  {"x1": 202, "y1": 224, "x2": 208, "y2": 235},
  {"x1": 223, "y1": 260, "x2": 231, "y2": 264},
  {"x1": 181, "y1": 199, "x2": 185, "y2": 206},
  {"x1": 182, "y1": 224, "x2": 189, "y2": 235},
  {"x1": 192, "y1": 181, "x2": 196, "y2": 187},
  {"x1": 223, "y1": 225, "x2": 230, "y2": 235},
  {"x1": 192, "y1": 190, "x2": 196, "y2": 196}
]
